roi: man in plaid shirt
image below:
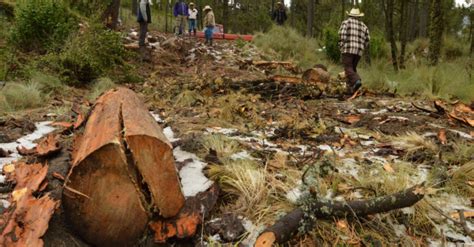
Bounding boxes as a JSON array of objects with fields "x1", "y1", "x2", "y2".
[{"x1": 339, "y1": 8, "x2": 370, "y2": 94}]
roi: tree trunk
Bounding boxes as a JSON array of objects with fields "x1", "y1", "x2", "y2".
[
  {"x1": 132, "y1": 0, "x2": 137, "y2": 16},
  {"x1": 399, "y1": 0, "x2": 408, "y2": 69},
  {"x1": 341, "y1": 0, "x2": 346, "y2": 23},
  {"x1": 419, "y1": 0, "x2": 430, "y2": 37},
  {"x1": 428, "y1": 0, "x2": 443, "y2": 66},
  {"x1": 255, "y1": 185, "x2": 425, "y2": 247},
  {"x1": 165, "y1": 0, "x2": 169, "y2": 32},
  {"x1": 307, "y1": 0, "x2": 315, "y2": 37},
  {"x1": 63, "y1": 88, "x2": 185, "y2": 246},
  {"x1": 102, "y1": 0, "x2": 121, "y2": 30},
  {"x1": 408, "y1": 0, "x2": 419, "y2": 41},
  {"x1": 384, "y1": 0, "x2": 399, "y2": 71}
]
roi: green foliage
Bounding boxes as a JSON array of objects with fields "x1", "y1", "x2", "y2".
[
  {"x1": 323, "y1": 28, "x2": 340, "y2": 63},
  {"x1": 253, "y1": 26, "x2": 320, "y2": 69},
  {"x1": 360, "y1": 58, "x2": 474, "y2": 102},
  {"x1": 0, "y1": 82, "x2": 45, "y2": 111},
  {"x1": 10, "y1": 0, "x2": 77, "y2": 53},
  {"x1": 368, "y1": 33, "x2": 388, "y2": 59},
  {"x1": 68, "y1": 0, "x2": 111, "y2": 17},
  {"x1": 88, "y1": 77, "x2": 115, "y2": 101},
  {"x1": 49, "y1": 24, "x2": 128, "y2": 84},
  {"x1": 442, "y1": 36, "x2": 465, "y2": 60},
  {"x1": 29, "y1": 71, "x2": 64, "y2": 94}
]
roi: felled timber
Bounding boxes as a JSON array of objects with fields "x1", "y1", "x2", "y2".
[
  {"x1": 63, "y1": 87, "x2": 184, "y2": 247},
  {"x1": 255, "y1": 185, "x2": 425, "y2": 247}
]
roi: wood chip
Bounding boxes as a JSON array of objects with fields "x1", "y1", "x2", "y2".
[
  {"x1": 438, "y1": 129, "x2": 447, "y2": 145},
  {"x1": 450, "y1": 211, "x2": 474, "y2": 220},
  {"x1": 383, "y1": 163, "x2": 395, "y2": 173}
]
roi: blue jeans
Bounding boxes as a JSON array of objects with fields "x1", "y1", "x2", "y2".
[
  {"x1": 205, "y1": 26, "x2": 214, "y2": 42},
  {"x1": 188, "y1": 19, "x2": 197, "y2": 33}
]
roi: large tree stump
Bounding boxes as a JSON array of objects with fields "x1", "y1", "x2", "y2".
[{"x1": 63, "y1": 88, "x2": 185, "y2": 246}]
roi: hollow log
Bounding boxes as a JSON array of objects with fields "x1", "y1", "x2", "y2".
[
  {"x1": 63, "y1": 88, "x2": 184, "y2": 247},
  {"x1": 255, "y1": 185, "x2": 425, "y2": 247}
]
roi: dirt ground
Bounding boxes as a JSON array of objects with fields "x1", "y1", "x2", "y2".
[{"x1": 1, "y1": 33, "x2": 473, "y2": 246}]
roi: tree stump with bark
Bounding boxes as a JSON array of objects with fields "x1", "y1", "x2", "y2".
[{"x1": 63, "y1": 88, "x2": 185, "y2": 246}]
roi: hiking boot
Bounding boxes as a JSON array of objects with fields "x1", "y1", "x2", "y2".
[{"x1": 352, "y1": 80, "x2": 362, "y2": 93}]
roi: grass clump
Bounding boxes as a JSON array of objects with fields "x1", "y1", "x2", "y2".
[
  {"x1": 174, "y1": 90, "x2": 204, "y2": 107},
  {"x1": 10, "y1": 0, "x2": 77, "y2": 53},
  {"x1": 0, "y1": 82, "x2": 45, "y2": 112},
  {"x1": 253, "y1": 26, "x2": 321, "y2": 69},
  {"x1": 87, "y1": 77, "x2": 116, "y2": 101},
  {"x1": 447, "y1": 161, "x2": 474, "y2": 197},
  {"x1": 200, "y1": 134, "x2": 241, "y2": 160},
  {"x1": 29, "y1": 71, "x2": 64, "y2": 94}
]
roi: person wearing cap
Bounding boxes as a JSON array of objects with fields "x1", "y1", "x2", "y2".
[
  {"x1": 203, "y1": 5, "x2": 215, "y2": 46},
  {"x1": 173, "y1": 0, "x2": 189, "y2": 35},
  {"x1": 137, "y1": 0, "x2": 151, "y2": 47},
  {"x1": 188, "y1": 2, "x2": 198, "y2": 36},
  {"x1": 338, "y1": 8, "x2": 370, "y2": 94},
  {"x1": 272, "y1": 2, "x2": 287, "y2": 26}
]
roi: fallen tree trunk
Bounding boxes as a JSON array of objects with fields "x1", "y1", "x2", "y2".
[
  {"x1": 255, "y1": 185, "x2": 425, "y2": 247},
  {"x1": 63, "y1": 88, "x2": 185, "y2": 246}
]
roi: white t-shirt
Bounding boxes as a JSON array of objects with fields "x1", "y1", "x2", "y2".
[{"x1": 189, "y1": 8, "x2": 198, "y2": 19}]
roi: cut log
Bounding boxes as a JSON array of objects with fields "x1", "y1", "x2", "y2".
[
  {"x1": 255, "y1": 185, "x2": 425, "y2": 247},
  {"x1": 63, "y1": 87, "x2": 184, "y2": 246}
]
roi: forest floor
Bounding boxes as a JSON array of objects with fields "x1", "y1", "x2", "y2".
[{"x1": 0, "y1": 33, "x2": 473, "y2": 246}]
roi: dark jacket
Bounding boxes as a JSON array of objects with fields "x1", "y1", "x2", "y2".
[
  {"x1": 272, "y1": 8, "x2": 287, "y2": 25},
  {"x1": 137, "y1": 1, "x2": 151, "y2": 23},
  {"x1": 174, "y1": 2, "x2": 189, "y2": 17}
]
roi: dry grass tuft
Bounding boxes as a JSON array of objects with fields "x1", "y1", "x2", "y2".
[
  {"x1": 447, "y1": 161, "x2": 474, "y2": 197},
  {"x1": 0, "y1": 82, "x2": 45, "y2": 111},
  {"x1": 201, "y1": 134, "x2": 241, "y2": 159},
  {"x1": 88, "y1": 77, "x2": 116, "y2": 101},
  {"x1": 174, "y1": 90, "x2": 204, "y2": 107},
  {"x1": 389, "y1": 132, "x2": 438, "y2": 153}
]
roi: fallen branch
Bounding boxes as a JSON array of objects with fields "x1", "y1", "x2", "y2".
[{"x1": 255, "y1": 185, "x2": 425, "y2": 246}]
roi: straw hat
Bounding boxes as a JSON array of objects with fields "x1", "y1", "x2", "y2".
[
  {"x1": 276, "y1": 1, "x2": 282, "y2": 5},
  {"x1": 189, "y1": 2, "x2": 194, "y2": 6},
  {"x1": 203, "y1": 5, "x2": 212, "y2": 11},
  {"x1": 347, "y1": 8, "x2": 364, "y2": 17}
]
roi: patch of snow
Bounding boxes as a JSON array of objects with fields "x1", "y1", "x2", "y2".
[
  {"x1": 163, "y1": 127, "x2": 179, "y2": 142},
  {"x1": 150, "y1": 111, "x2": 165, "y2": 123},
  {"x1": 393, "y1": 224, "x2": 407, "y2": 237},
  {"x1": 208, "y1": 234, "x2": 221, "y2": 242},
  {"x1": 371, "y1": 109, "x2": 388, "y2": 115},
  {"x1": 436, "y1": 223, "x2": 473, "y2": 244},
  {"x1": 286, "y1": 186, "x2": 303, "y2": 204},
  {"x1": 0, "y1": 121, "x2": 55, "y2": 170},
  {"x1": 356, "y1": 108, "x2": 370, "y2": 114},
  {"x1": 0, "y1": 199, "x2": 10, "y2": 209},
  {"x1": 340, "y1": 158, "x2": 360, "y2": 178},
  {"x1": 241, "y1": 218, "x2": 264, "y2": 247},
  {"x1": 206, "y1": 127, "x2": 238, "y2": 135},
  {"x1": 230, "y1": 151, "x2": 256, "y2": 161},
  {"x1": 361, "y1": 141, "x2": 376, "y2": 146},
  {"x1": 173, "y1": 147, "x2": 213, "y2": 197},
  {"x1": 448, "y1": 129, "x2": 473, "y2": 140}
]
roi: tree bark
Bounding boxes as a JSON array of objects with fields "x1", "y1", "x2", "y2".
[
  {"x1": 132, "y1": 0, "x2": 137, "y2": 16},
  {"x1": 399, "y1": 0, "x2": 408, "y2": 69},
  {"x1": 255, "y1": 185, "x2": 425, "y2": 247},
  {"x1": 102, "y1": 0, "x2": 121, "y2": 30},
  {"x1": 63, "y1": 88, "x2": 185, "y2": 246},
  {"x1": 428, "y1": 0, "x2": 443, "y2": 65},
  {"x1": 383, "y1": 0, "x2": 399, "y2": 71},
  {"x1": 419, "y1": 0, "x2": 430, "y2": 37},
  {"x1": 307, "y1": 0, "x2": 315, "y2": 37}
]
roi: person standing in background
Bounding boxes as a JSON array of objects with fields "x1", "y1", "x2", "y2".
[
  {"x1": 137, "y1": 0, "x2": 152, "y2": 60},
  {"x1": 174, "y1": 0, "x2": 189, "y2": 35},
  {"x1": 338, "y1": 8, "x2": 370, "y2": 94},
  {"x1": 272, "y1": 2, "x2": 287, "y2": 26},
  {"x1": 203, "y1": 5, "x2": 215, "y2": 46},
  {"x1": 188, "y1": 3, "x2": 198, "y2": 36}
]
